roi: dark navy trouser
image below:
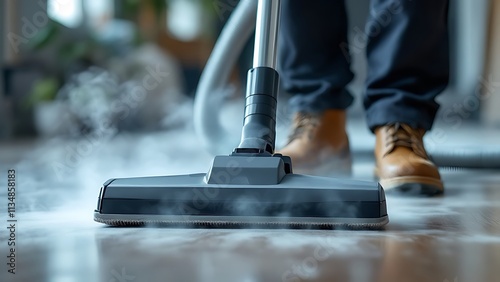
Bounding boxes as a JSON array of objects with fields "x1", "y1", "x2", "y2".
[{"x1": 278, "y1": 0, "x2": 449, "y2": 131}]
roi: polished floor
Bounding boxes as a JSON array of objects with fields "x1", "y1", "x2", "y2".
[{"x1": 1, "y1": 120, "x2": 499, "y2": 282}]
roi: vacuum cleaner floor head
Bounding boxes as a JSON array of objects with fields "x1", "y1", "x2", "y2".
[{"x1": 94, "y1": 173, "x2": 388, "y2": 229}]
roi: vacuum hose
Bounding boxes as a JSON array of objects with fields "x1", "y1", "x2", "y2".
[
  {"x1": 428, "y1": 147, "x2": 500, "y2": 169},
  {"x1": 194, "y1": 0, "x2": 500, "y2": 169},
  {"x1": 193, "y1": 0, "x2": 257, "y2": 155}
]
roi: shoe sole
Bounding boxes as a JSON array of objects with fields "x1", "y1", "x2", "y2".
[{"x1": 378, "y1": 176, "x2": 444, "y2": 196}]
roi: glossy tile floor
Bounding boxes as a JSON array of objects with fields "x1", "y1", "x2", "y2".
[{"x1": 1, "y1": 120, "x2": 499, "y2": 282}]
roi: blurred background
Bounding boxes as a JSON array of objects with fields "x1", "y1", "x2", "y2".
[{"x1": 0, "y1": 0, "x2": 499, "y2": 143}]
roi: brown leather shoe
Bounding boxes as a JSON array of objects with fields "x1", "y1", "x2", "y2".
[
  {"x1": 278, "y1": 110, "x2": 351, "y2": 176},
  {"x1": 375, "y1": 123, "x2": 444, "y2": 195}
]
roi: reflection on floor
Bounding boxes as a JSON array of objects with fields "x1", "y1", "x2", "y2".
[{"x1": 0, "y1": 121, "x2": 499, "y2": 282}]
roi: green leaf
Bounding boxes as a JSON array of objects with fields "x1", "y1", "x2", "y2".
[
  {"x1": 26, "y1": 78, "x2": 60, "y2": 106},
  {"x1": 151, "y1": 0, "x2": 167, "y2": 18},
  {"x1": 59, "y1": 41, "x2": 91, "y2": 62},
  {"x1": 29, "y1": 21, "x2": 60, "y2": 50}
]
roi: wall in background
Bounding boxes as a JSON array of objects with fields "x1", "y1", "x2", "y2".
[
  {"x1": 452, "y1": 0, "x2": 490, "y2": 97},
  {"x1": 482, "y1": 0, "x2": 500, "y2": 125}
]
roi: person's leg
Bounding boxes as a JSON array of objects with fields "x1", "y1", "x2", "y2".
[
  {"x1": 364, "y1": 0, "x2": 449, "y2": 131},
  {"x1": 279, "y1": 0, "x2": 354, "y2": 114},
  {"x1": 278, "y1": 0, "x2": 354, "y2": 176},
  {"x1": 364, "y1": 0, "x2": 449, "y2": 194}
]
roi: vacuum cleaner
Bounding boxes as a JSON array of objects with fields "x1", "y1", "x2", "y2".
[{"x1": 94, "y1": 0, "x2": 389, "y2": 228}]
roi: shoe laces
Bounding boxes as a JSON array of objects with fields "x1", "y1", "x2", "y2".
[
  {"x1": 287, "y1": 112, "x2": 320, "y2": 143},
  {"x1": 383, "y1": 123, "x2": 428, "y2": 158}
]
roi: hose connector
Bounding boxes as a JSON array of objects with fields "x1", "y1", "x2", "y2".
[{"x1": 236, "y1": 67, "x2": 279, "y2": 154}]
